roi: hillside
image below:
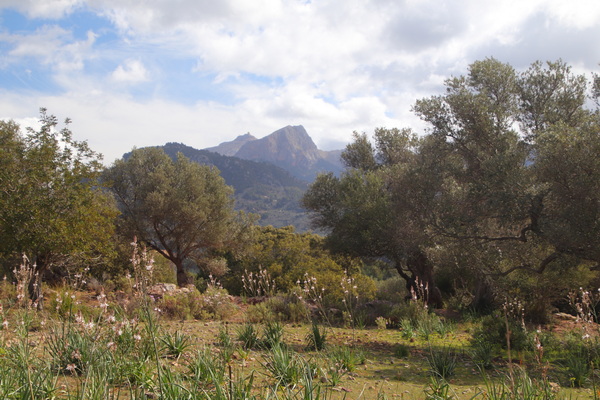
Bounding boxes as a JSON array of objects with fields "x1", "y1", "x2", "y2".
[{"x1": 154, "y1": 143, "x2": 313, "y2": 231}]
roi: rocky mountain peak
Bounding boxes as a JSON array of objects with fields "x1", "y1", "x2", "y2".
[{"x1": 206, "y1": 125, "x2": 343, "y2": 181}]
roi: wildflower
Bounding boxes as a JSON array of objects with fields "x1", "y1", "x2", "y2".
[
  {"x1": 134, "y1": 334, "x2": 142, "y2": 341},
  {"x1": 66, "y1": 364, "x2": 76, "y2": 373},
  {"x1": 71, "y1": 349, "x2": 82, "y2": 360}
]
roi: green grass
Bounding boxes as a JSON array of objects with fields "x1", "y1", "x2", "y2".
[{"x1": 0, "y1": 291, "x2": 598, "y2": 399}]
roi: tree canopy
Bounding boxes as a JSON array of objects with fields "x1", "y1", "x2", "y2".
[
  {"x1": 104, "y1": 147, "x2": 250, "y2": 286},
  {"x1": 0, "y1": 109, "x2": 117, "y2": 298},
  {"x1": 303, "y1": 59, "x2": 600, "y2": 311}
]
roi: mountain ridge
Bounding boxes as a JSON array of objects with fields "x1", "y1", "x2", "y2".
[
  {"x1": 121, "y1": 125, "x2": 343, "y2": 232},
  {"x1": 208, "y1": 125, "x2": 343, "y2": 181}
]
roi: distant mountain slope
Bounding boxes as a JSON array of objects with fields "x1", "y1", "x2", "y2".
[
  {"x1": 144, "y1": 143, "x2": 313, "y2": 231},
  {"x1": 209, "y1": 125, "x2": 344, "y2": 181},
  {"x1": 204, "y1": 133, "x2": 256, "y2": 156}
]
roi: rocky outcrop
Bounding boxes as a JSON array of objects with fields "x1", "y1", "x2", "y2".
[{"x1": 233, "y1": 125, "x2": 343, "y2": 181}]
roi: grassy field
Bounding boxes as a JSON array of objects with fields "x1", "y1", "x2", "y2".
[{"x1": 0, "y1": 283, "x2": 599, "y2": 400}]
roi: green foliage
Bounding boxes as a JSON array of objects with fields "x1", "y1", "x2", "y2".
[
  {"x1": 186, "y1": 347, "x2": 226, "y2": 388},
  {"x1": 263, "y1": 344, "x2": 302, "y2": 387},
  {"x1": 470, "y1": 337, "x2": 496, "y2": 370},
  {"x1": 0, "y1": 110, "x2": 117, "y2": 293},
  {"x1": 424, "y1": 376, "x2": 454, "y2": 400},
  {"x1": 474, "y1": 313, "x2": 529, "y2": 351},
  {"x1": 303, "y1": 58, "x2": 600, "y2": 314},
  {"x1": 481, "y1": 366, "x2": 562, "y2": 400},
  {"x1": 246, "y1": 302, "x2": 276, "y2": 323},
  {"x1": 375, "y1": 275, "x2": 407, "y2": 303},
  {"x1": 160, "y1": 330, "x2": 193, "y2": 360},
  {"x1": 562, "y1": 348, "x2": 589, "y2": 388},
  {"x1": 151, "y1": 256, "x2": 177, "y2": 285},
  {"x1": 157, "y1": 285, "x2": 237, "y2": 321},
  {"x1": 237, "y1": 323, "x2": 260, "y2": 350},
  {"x1": 261, "y1": 320, "x2": 284, "y2": 349},
  {"x1": 427, "y1": 346, "x2": 457, "y2": 379},
  {"x1": 105, "y1": 146, "x2": 251, "y2": 286},
  {"x1": 305, "y1": 322, "x2": 327, "y2": 351},
  {"x1": 327, "y1": 346, "x2": 366, "y2": 373},
  {"x1": 394, "y1": 344, "x2": 410, "y2": 358}
]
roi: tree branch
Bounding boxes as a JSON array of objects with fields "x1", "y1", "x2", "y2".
[{"x1": 493, "y1": 252, "x2": 561, "y2": 277}]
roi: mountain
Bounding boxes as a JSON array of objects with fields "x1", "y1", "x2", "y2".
[
  {"x1": 209, "y1": 125, "x2": 344, "y2": 181},
  {"x1": 204, "y1": 133, "x2": 257, "y2": 156},
  {"x1": 149, "y1": 143, "x2": 313, "y2": 231}
]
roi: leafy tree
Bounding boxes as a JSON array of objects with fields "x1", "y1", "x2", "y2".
[
  {"x1": 303, "y1": 128, "x2": 444, "y2": 307},
  {"x1": 304, "y1": 59, "x2": 600, "y2": 311},
  {"x1": 0, "y1": 109, "x2": 117, "y2": 300},
  {"x1": 104, "y1": 147, "x2": 250, "y2": 286}
]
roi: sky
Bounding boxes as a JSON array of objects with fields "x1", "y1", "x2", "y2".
[{"x1": 0, "y1": 0, "x2": 599, "y2": 164}]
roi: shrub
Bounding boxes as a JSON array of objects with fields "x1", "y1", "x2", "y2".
[
  {"x1": 200, "y1": 284, "x2": 238, "y2": 320},
  {"x1": 159, "y1": 292, "x2": 197, "y2": 320},
  {"x1": 427, "y1": 346, "x2": 457, "y2": 379},
  {"x1": 305, "y1": 322, "x2": 327, "y2": 351},
  {"x1": 263, "y1": 295, "x2": 309, "y2": 323},
  {"x1": 470, "y1": 337, "x2": 496, "y2": 370},
  {"x1": 394, "y1": 344, "x2": 410, "y2": 358},
  {"x1": 246, "y1": 302, "x2": 276, "y2": 323},
  {"x1": 263, "y1": 344, "x2": 302, "y2": 387},
  {"x1": 160, "y1": 330, "x2": 193, "y2": 360},
  {"x1": 261, "y1": 321, "x2": 284, "y2": 349},
  {"x1": 474, "y1": 313, "x2": 529, "y2": 351},
  {"x1": 328, "y1": 346, "x2": 366, "y2": 373},
  {"x1": 376, "y1": 276, "x2": 407, "y2": 303},
  {"x1": 400, "y1": 318, "x2": 415, "y2": 340},
  {"x1": 237, "y1": 323, "x2": 260, "y2": 350}
]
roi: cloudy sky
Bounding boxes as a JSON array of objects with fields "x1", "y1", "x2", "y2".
[{"x1": 1, "y1": 0, "x2": 599, "y2": 164}]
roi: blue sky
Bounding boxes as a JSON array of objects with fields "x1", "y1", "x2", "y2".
[{"x1": 1, "y1": 0, "x2": 599, "y2": 164}]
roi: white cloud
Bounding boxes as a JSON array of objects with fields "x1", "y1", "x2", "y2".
[
  {"x1": 111, "y1": 59, "x2": 149, "y2": 83},
  {"x1": 542, "y1": 0, "x2": 600, "y2": 29},
  {"x1": 1, "y1": 0, "x2": 598, "y2": 164},
  {"x1": 1, "y1": 25, "x2": 96, "y2": 73},
  {"x1": 0, "y1": 0, "x2": 83, "y2": 18}
]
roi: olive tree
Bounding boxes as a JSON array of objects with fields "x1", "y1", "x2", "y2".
[
  {"x1": 304, "y1": 59, "x2": 600, "y2": 310},
  {"x1": 105, "y1": 147, "x2": 246, "y2": 286},
  {"x1": 0, "y1": 110, "x2": 117, "y2": 301}
]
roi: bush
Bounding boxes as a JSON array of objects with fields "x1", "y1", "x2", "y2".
[
  {"x1": 246, "y1": 302, "x2": 276, "y2": 323},
  {"x1": 237, "y1": 323, "x2": 259, "y2": 350},
  {"x1": 394, "y1": 344, "x2": 410, "y2": 358},
  {"x1": 200, "y1": 284, "x2": 238, "y2": 320},
  {"x1": 376, "y1": 276, "x2": 407, "y2": 303},
  {"x1": 470, "y1": 337, "x2": 496, "y2": 370},
  {"x1": 157, "y1": 285, "x2": 238, "y2": 321},
  {"x1": 474, "y1": 313, "x2": 529, "y2": 351},
  {"x1": 328, "y1": 346, "x2": 366, "y2": 372},
  {"x1": 261, "y1": 321, "x2": 284, "y2": 349},
  {"x1": 305, "y1": 322, "x2": 327, "y2": 351},
  {"x1": 264, "y1": 295, "x2": 309, "y2": 323},
  {"x1": 427, "y1": 346, "x2": 457, "y2": 379}
]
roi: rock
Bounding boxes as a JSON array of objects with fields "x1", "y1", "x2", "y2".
[{"x1": 147, "y1": 283, "x2": 177, "y2": 299}]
